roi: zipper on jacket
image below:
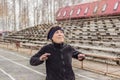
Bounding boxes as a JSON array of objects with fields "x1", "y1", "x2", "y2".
[{"x1": 61, "y1": 54, "x2": 66, "y2": 73}]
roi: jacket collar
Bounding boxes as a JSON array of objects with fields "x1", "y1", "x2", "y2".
[{"x1": 52, "y1": 42, "x2": 64, "y2": 49}]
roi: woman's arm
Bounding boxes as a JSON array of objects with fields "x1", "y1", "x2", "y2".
[
  {"x1": 70, "y1": 45, "x2": 85, "y2": 61},
  {"x1": 30, "y1": 46, "x2": 46, "y2": 66}
]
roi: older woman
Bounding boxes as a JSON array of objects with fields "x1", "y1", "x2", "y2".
[{"x1": 30, "y1": 26, "x2": 85, "y2": 80}]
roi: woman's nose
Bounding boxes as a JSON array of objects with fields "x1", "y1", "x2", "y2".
[{"x1": 58, "y1": 32, "x2": 63, "y2": 36}]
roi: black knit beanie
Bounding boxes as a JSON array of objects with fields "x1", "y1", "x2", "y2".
[{"x1": 47, "y1": 26, "x2": 64, "y2": 40}]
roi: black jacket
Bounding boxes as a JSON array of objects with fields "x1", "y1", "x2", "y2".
[{"x1": 30, "y1": 42, "x2": 82, "y2": 80}]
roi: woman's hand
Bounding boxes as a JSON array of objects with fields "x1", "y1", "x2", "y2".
[
  {"x1": 78, "y1": 54, "x2": 85, "y2": 61},
  {"x1": 39, "y1": 53, "x2": 51, "y2": 61}
]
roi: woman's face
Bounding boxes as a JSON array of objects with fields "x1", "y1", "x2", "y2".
[{"x1": 52, "y1": 30, "x2": 64, "y2": 43}]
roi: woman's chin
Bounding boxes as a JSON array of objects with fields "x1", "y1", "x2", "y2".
[{"x1": 57, "y1": 40, "x2": 64, "y2": 43}]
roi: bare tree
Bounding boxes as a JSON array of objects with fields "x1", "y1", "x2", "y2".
[
  {"x1": 26, "y1": 0, "x2": 29, "y2": 27},
  {"x1": 0, "y1": 0, "x2": 8, "y2": 31},
  {"x1": 0, "y1": 1, "x2": 3, "y2": 16},
  {"x1": 0, "y1": 0, "x2": 93, "y2": 31},
  {"x1": 18, "y1": 0, "x2": 22, "y2": 30},
  {"x1": 13, "y1": 0, "x2": 16, "y2": 31}
]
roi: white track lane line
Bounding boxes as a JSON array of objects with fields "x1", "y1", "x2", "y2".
[
  {"x1": 75, "y1": 73, "x2": 95, "y2": 80},
  {"x1": 0, "y1": 55, "x2": 46, "y2": 76},
  {"x1": 0, "y1": 50, "x2": 96, "y2": 80},
  {"x1": 0, "y1": 49, "x2": 29, "y2": 59},
  {"x1": 9, "y1": 52, "x2": 29, "y2": 59},
  {"x1": 0, "y1": 68, "x2": 16, "y2": 80}
]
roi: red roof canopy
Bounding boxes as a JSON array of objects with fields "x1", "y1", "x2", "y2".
[{"x1": 56, "y1": 0, "x2": 120, "y2": 21}]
